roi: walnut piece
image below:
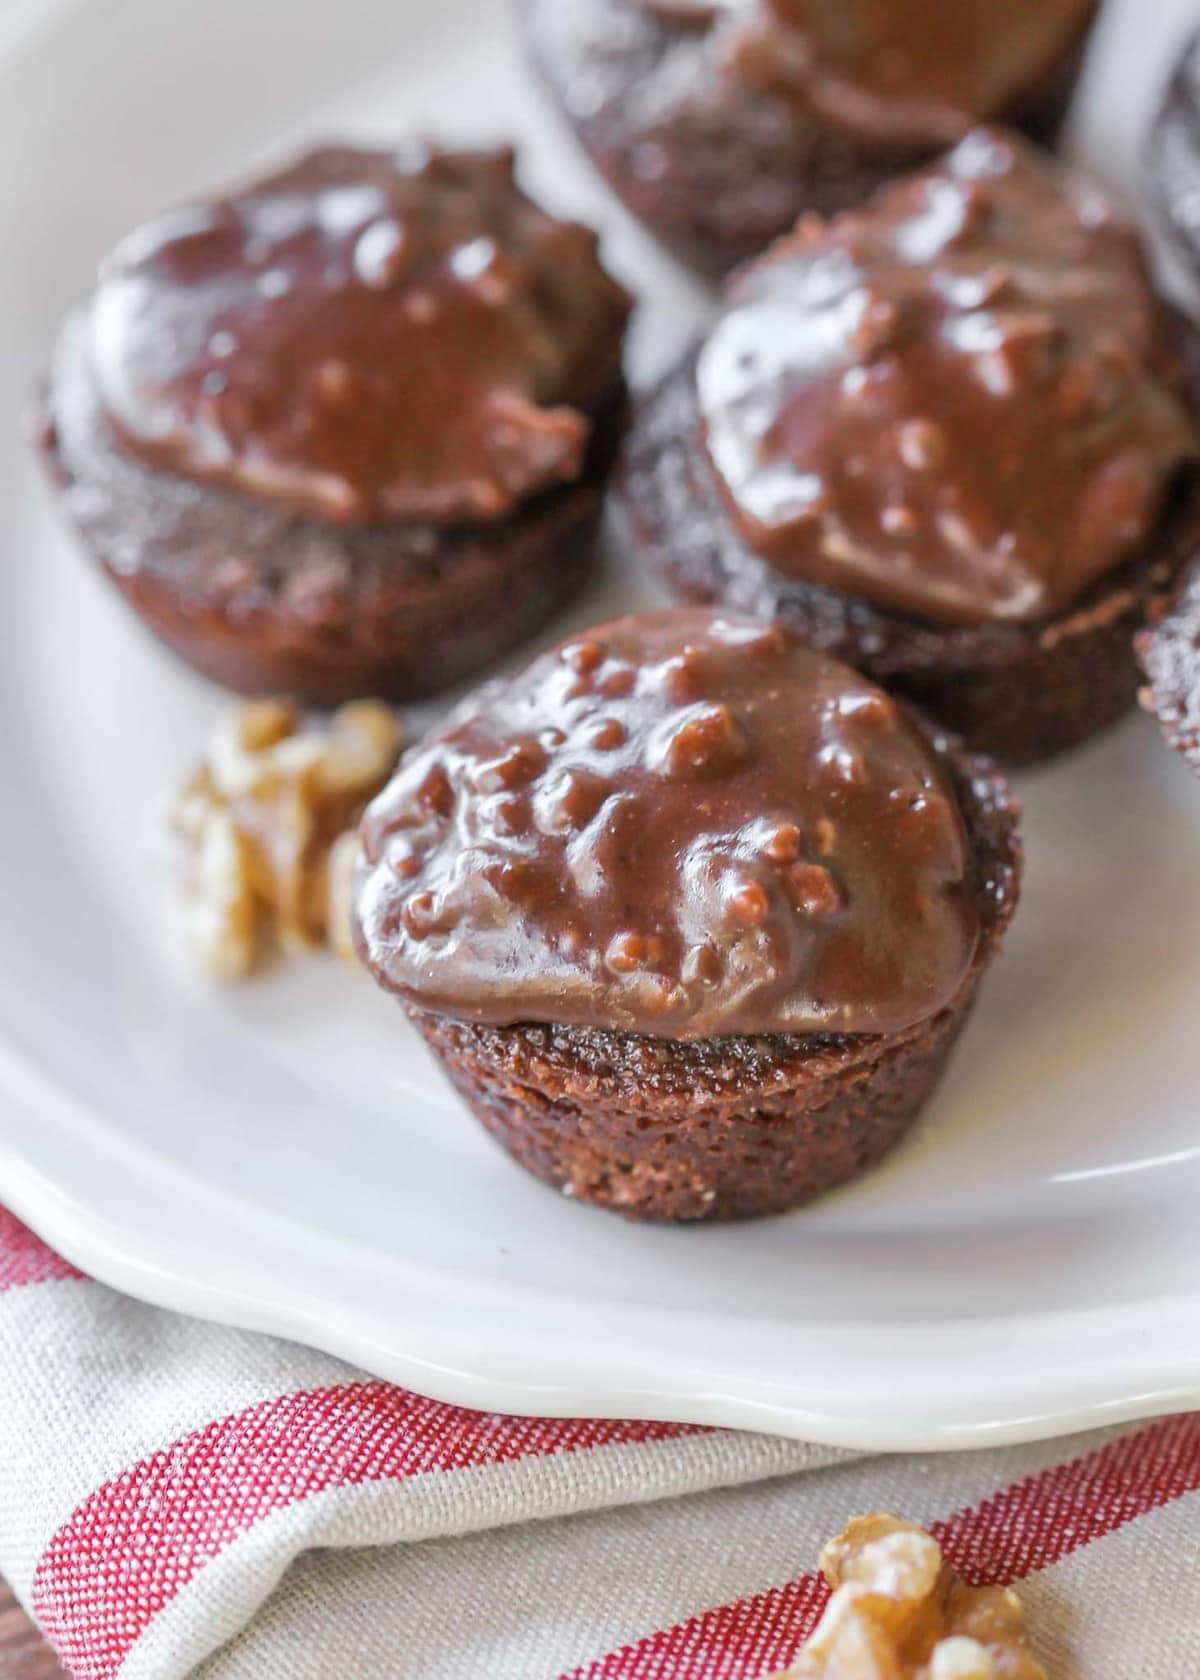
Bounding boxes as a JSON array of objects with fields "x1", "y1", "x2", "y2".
[
  {"x1": 763, "y1": 1515, "x2": 1049, "y2": 1680},
  {"x1": 172, "y1": 699, "x2": 401, "y2": 979}
]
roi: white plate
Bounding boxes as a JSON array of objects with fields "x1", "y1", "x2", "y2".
[{"x1": 3, "y1": 0, "x2": 1200, "y2": 1454}]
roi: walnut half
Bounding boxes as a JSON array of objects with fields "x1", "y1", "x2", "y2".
[
  {"x1": 763, "y1": 1515, "x2": 1049, "y2": 1680},
  {"x1": 171, "y1": 699, "x2": 402, "y2": 979}
]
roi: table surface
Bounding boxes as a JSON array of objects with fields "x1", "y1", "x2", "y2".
[{"x1": 0, "y1": 1580, "x2": 65, "y2": 1679}]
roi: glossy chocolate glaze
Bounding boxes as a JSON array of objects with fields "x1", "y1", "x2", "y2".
[
  {"x1": 88, "y1": 143, "x2": 631, "y2": 526},
  {"x1": 698, "y1": 129, "x2": 1198, "y2": 627},
  {"x1": 641, "y1": 0, "x2": 1098, "y2": 146},
  {"x1": 356, "y1": 609, "x2": 980, "y2": 1040}
]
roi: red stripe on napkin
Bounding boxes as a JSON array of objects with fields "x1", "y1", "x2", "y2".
[
  {"x1": 569, "y1": 1412, "x2": 1200, "y2": 1680},
  {"x1": 32, "y1": 1379, "x2": 703, "y2": 1680},
  {"x1": 934, "y1": 1409, "x2": 1200, "y2": 1581},
  {"x1": 0, "y1": 1209, "x2": 83, "y2": 1292}
]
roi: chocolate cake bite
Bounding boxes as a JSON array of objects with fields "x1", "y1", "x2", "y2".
[
  {"x1": 37, "y1": 143, "x2": 632, "y2": 703},
  {"x1": 620, "y1": 129, "x2": 1200, "y2": 765},
  {"x1": 354, "y1": 608, "x2": 1021, "y2": 1222},
  {"x1": 520, "y1": 0, "x2": 1100, "y2": 278}
]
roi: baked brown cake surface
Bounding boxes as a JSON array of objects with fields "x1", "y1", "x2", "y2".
[
  {"x1": 520, "y1": 0, "x2": 1099, "y2": 278},
  {"x1": 37, "y1": 143, "x2": 632, "y2": 703},
  {"x1": 355, "y1": 609, "x2": 1021, "y2": 1221},
  {"x1": 618, "y1": 130, "x2": 1200, "y2": 764}
]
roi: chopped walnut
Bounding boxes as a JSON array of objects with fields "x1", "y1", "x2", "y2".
[
  {"x1": 172, "y1": 699, "x2": 401, "y2": 978},
  {"x1": 762, "y1": 1515, "x2": 1049, "y2": 1680}
]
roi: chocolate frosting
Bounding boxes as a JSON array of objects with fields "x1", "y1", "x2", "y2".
[
  {"x1": 356, "y1": 609, "x2": 980, "y2": 1041},
  {"x1": 88, "y1": 144, "x2": 631, "y2": 526},
  {"x1": 641, "y1": 0, "x2": 1097, "y2": 147},
  {"x1": 698, "y1": 129, "x2": 1199, "y2": 627}
]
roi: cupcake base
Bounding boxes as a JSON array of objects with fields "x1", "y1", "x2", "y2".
[
  {"x1": 618, "y1": 355, "x2": 1200, "y2": 766},
  {"x1": 520, "y1": 0, "x2": 1096, "y2": 280},
  {"x1": 411, "y1": 991, "x2": 976, "y2": 1222},
  {"x1": 406, "y1": 728, "x2": 1021, "y2": 1223},
  {"x1": 38, "y1": 312, "x2": 623, "y2": 706}
]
